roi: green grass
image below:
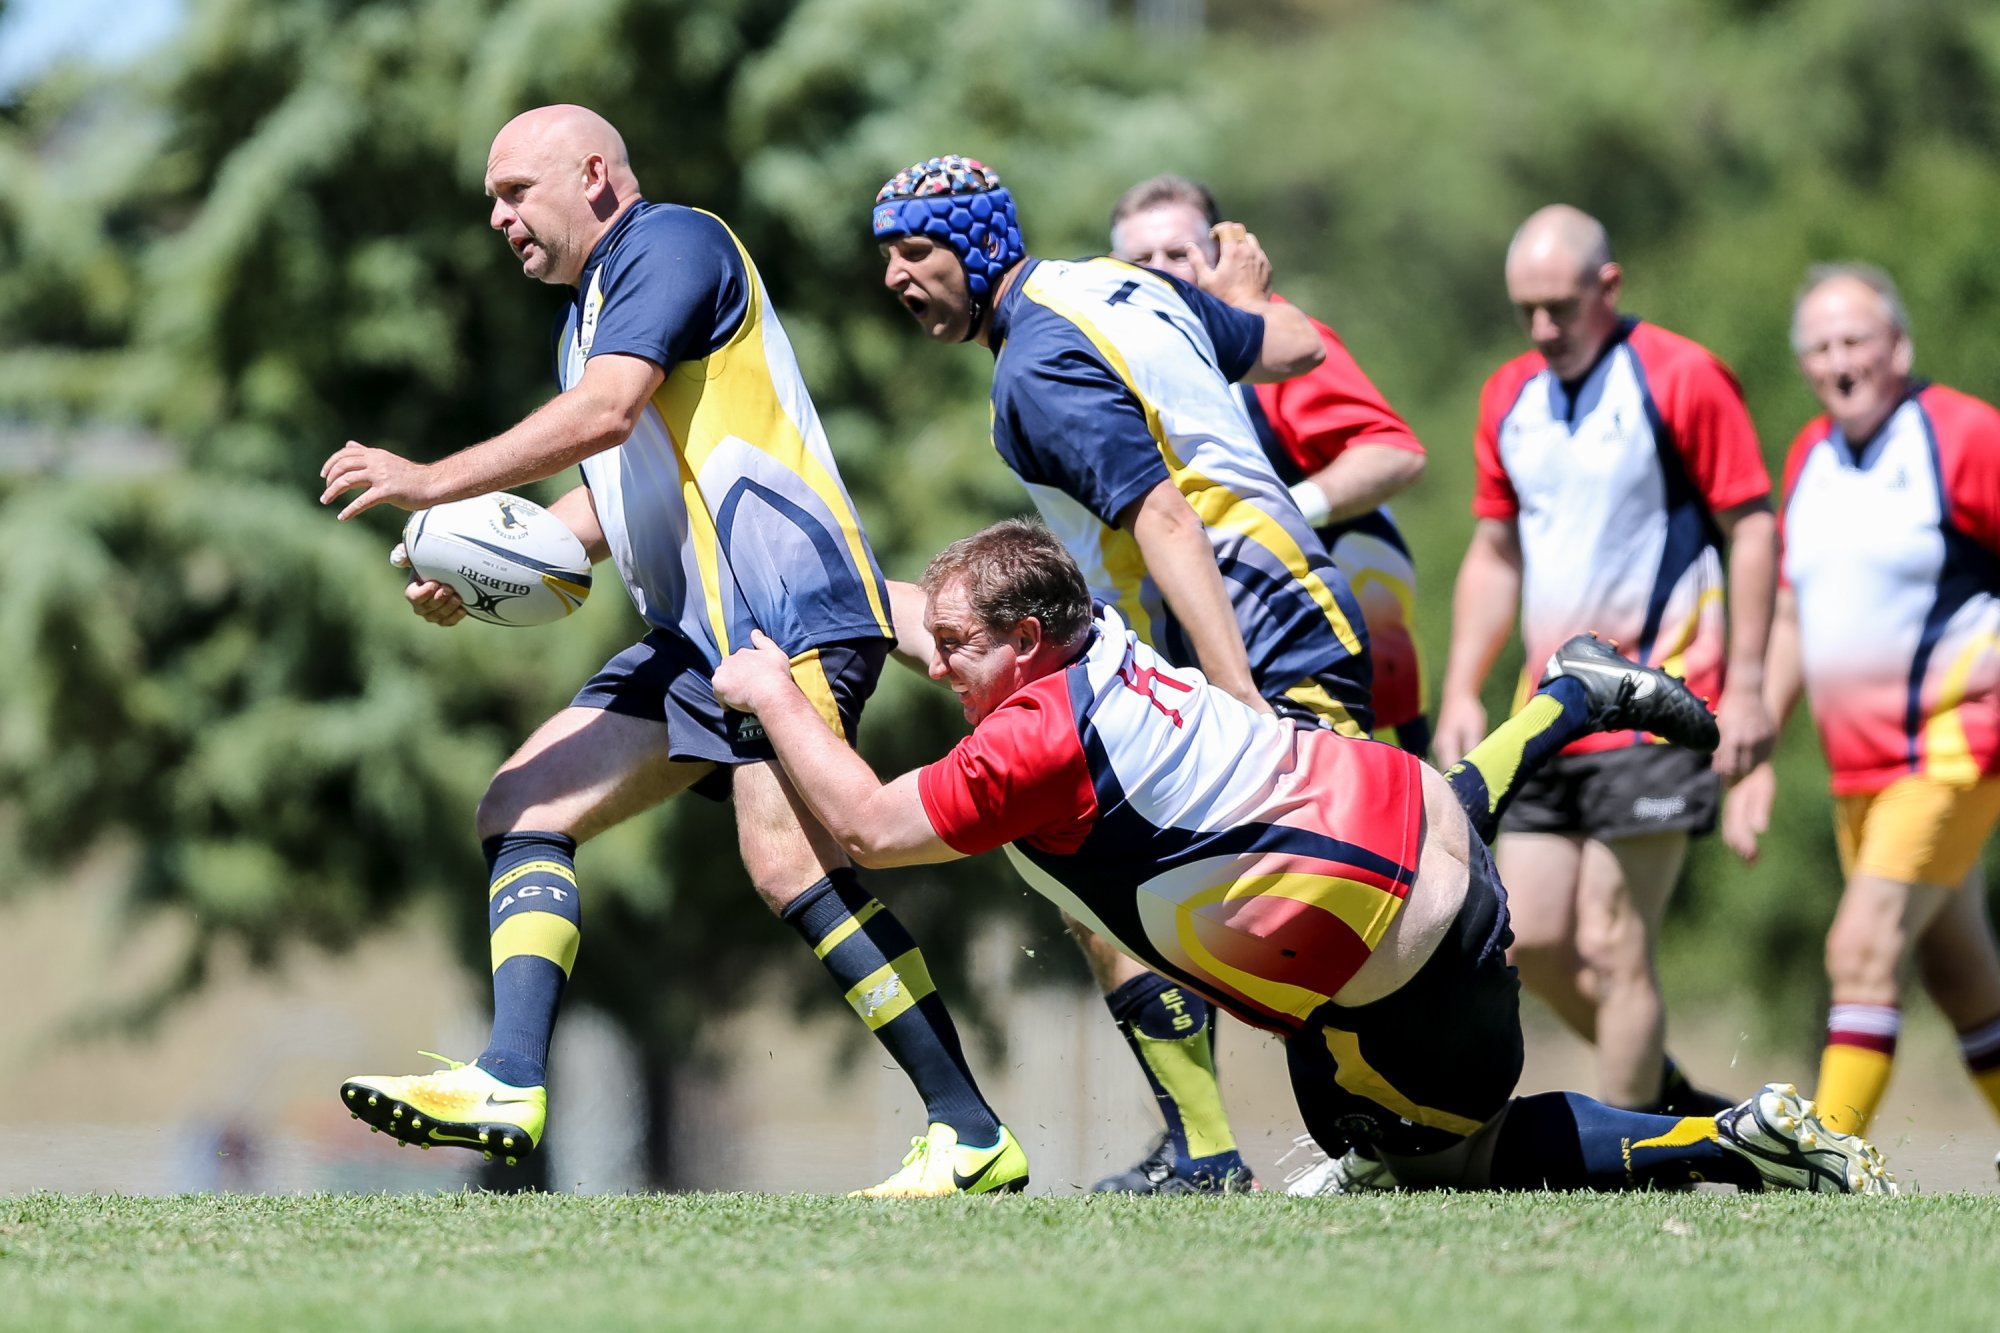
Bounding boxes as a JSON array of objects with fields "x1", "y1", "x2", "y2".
[{"x1": 0, "y1": 1191, "x2": 1992, "y2": 1332}]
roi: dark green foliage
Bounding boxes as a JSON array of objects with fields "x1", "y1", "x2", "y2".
[{"x1": 5, "y1": 0, "x2": 2000, "y2": 1072}]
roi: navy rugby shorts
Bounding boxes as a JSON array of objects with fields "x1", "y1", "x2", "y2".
[
  {"x1": 1285, "y1": 838, "x2": 1525, "y2": 1159},
  {"x1": 571, "y1": 630, "x2": 890, "y2": 802}
]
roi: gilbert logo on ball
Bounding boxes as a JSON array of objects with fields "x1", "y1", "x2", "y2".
[{"x1": 402, "y1": 492, "x2": 593, "y2": 627}]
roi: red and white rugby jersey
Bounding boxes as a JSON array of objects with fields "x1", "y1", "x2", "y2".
[
  {"x1": 1474, "y1": 319, "x2": 1769, "y2": 752},
  {"x1": 1780, "y1": 383, "x2": 2000, "y2": 794},
  {"x1": 917, "y1": 609, "x2": 1425, "y2": 1035}
]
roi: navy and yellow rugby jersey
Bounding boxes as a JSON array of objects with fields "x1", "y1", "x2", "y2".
[
  {"x1": 560, "y1": 201, "x2": 892, "y2": 663},
  {"x1": 988, "y1": 257, "x2": 1373, "y2": 730}
]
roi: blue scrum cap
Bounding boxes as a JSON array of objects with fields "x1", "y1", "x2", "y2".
[{"x1": 871, "y1": 155, "x2": 1025, "y2": 304}]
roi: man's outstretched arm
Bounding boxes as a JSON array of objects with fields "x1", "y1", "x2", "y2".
[
  {"x1": 319, "y1": 353, "x2": 665, "y2": 519},
  {"x1": 714, "y1": 630, "x2": 962, "y2": 869}
]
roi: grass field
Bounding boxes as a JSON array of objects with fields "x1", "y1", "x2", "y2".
[{"x1": 1, "y1": 1190, "x2": 1994, "y2": 1332}]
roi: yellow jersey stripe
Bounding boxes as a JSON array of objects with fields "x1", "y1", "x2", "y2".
[
  {"x1": 1208, "y1": 871, "x2": 1406, "y2": 951},
  {"x1": 1281, "y1": 680, "x2": 1363, "y2": 737},
  {"x1": 1173, "y1": 913, "x2": 1330, "y2": 1022},
  {"x1": 652, "y1": 211, "x2": 888, "y2": 640},
  {"x1": 1922, "y1": 631, "x2": 1998, "y2": 783},
  {"x1": 1019, "y1": 276, "x2": 1361, "y2": 655}
]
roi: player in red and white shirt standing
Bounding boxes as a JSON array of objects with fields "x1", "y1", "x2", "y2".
[
  {"x1": 1437, "y1": 205, "x2": 1779, "y2": 1114},
  {"x1": 1724, "y1": 264, "x2": 2000, "y2": 1141}
]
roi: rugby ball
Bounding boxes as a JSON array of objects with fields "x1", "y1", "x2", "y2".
[{"x1": 402, "y1": 492, "x2": 592, "y2": 626}]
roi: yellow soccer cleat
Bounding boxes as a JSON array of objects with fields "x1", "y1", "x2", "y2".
[
  {"x1": 852, "y1": 1123, "x2": 1030, "y2": 1198},
  {"x1": 340, "y1": 1052, "x2": 546, "y2": 1166}
]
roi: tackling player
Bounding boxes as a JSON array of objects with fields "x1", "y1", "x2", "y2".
[
  {"x1": 870, "y1": 156, "x2": 1716, "y2": 1194},
  {"x1": 712, "y1": 519, "x2": 1895, "y2": 1197},
  {"x1": 317, "y1": 106, "x2": 1025, "y2": 1196},
  {"x1": 1725, "y1": 264, "x2": 2000, "y2": 1141}
]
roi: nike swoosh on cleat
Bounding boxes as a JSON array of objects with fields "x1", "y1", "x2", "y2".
[
  {"x1": 484, "y1": 1094, "x2": 541, "y2": 1109},
  {"x1": 952, "y1": 1153, "x2": 1007, "y2": 1192}
]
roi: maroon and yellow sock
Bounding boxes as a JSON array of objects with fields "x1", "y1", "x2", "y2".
[{"x1": 1816, "y1": 1003, "x2": 1899, "y2": 1135}]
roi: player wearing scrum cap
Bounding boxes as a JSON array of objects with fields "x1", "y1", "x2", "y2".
[{"x1": 869, "y1": 156, "x2": 1716, "y2": 1193}]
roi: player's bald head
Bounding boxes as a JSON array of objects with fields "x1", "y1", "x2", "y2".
[
  {"x1": 1503, "y1": 204, "x2": 1624, "y2": 380},
  {"x1": 1506, "y1": 204, "x2": 1613, "y2": 283},
  {"x1": 484, "y1": 105, "x2": 643, "y2": 287},
  {"x1": 488, "y1": 104, "x2": 640, "y2": 195}
]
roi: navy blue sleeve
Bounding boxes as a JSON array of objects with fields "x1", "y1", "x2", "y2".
[
  {"x1": 993, "y1": 331, "x2": 1170, "y2": 527},
  {"x1": 588, "y1": 206, "x2": 750, "y2": 370},
  {"x1": 1151, "y1": 269, "x2": 1265, "y2": 384}
]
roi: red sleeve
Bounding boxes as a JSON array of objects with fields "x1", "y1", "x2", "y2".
[
  {"x1": 1254, "y1": 305, "x2": 1421, "y2": 471},
  {"x1": 1636, "y1": 325, "x2": 1771, "y2": 513},
  {"x1": 1471, "y1": 356, "x2": 1539, "y2": 521},
  {"x1": 1775, "y1": 418, "x2": 1828, "y2": 590},
  {"x1": 916, "y1": 678, "x2": 1097, "y2": 856},
  {"x1": 1926, "y1": 385, "x2": 2000, "y2": 556}
]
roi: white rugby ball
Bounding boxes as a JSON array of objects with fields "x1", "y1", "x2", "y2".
[{"x1": 402, "y1": 492, "x2": 592, "y2": 626}]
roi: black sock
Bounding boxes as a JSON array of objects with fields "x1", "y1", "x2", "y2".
[{"x1": 783, "y1": 871, "x2": 1001, "y2": 1145}]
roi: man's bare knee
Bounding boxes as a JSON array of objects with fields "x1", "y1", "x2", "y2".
[
  {"x1": 735, "y1": 763, "x2": 844, "y2": 913},
  {"x1": 1574, "y1": 911, "x2": 1650, "y2": 984},
  {"x1": 1825, "y1": 917, "x2": 1901, "y2": 999},
  {"x1": 1062, "y1": 914, "x2": 1140, "y2": 992},
  {"x1": 476, "y1": 766, "x2": 555, "y2": 842}
]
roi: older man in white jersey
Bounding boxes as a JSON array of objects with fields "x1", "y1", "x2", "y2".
[
  {"x1": 1438, "y1": 205, "x2": 1778, "y2": 1116},
  {"x1": 1726, "y1": 264, "x2": 2000, "y2": 1146},
  {"x1": 316, "y1": 106, "x2": 1026, "y2": 1197}
]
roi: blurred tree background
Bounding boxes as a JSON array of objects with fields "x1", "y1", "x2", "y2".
[{"x1": 3, "y1": 0, "x2": 1999, "y2": 1181}]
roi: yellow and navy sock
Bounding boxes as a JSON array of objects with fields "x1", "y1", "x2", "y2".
[
  {"x1": 477, "y1": 830, "x2": 581, "y2": 1089},
  {"x1": 1816, "y1": 1003, "x2": 1899, "y2": 1134},
  {"x1": 1443, "y1": 677, "x2": 1590, "y2": 842},
  {"x1": 1487, "y1": 1091, "x2": 1760, "y2": 1190},
  {"x1": 783, "y1": 870, "x2": 1000, "y2": 1145},
  {"x1": 1106, "y1": 973, "x2": 1244, "y2": 1182},
  {"x1": 1955, "y1": 1012, "x2": 2000, "y2": 1122}
]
